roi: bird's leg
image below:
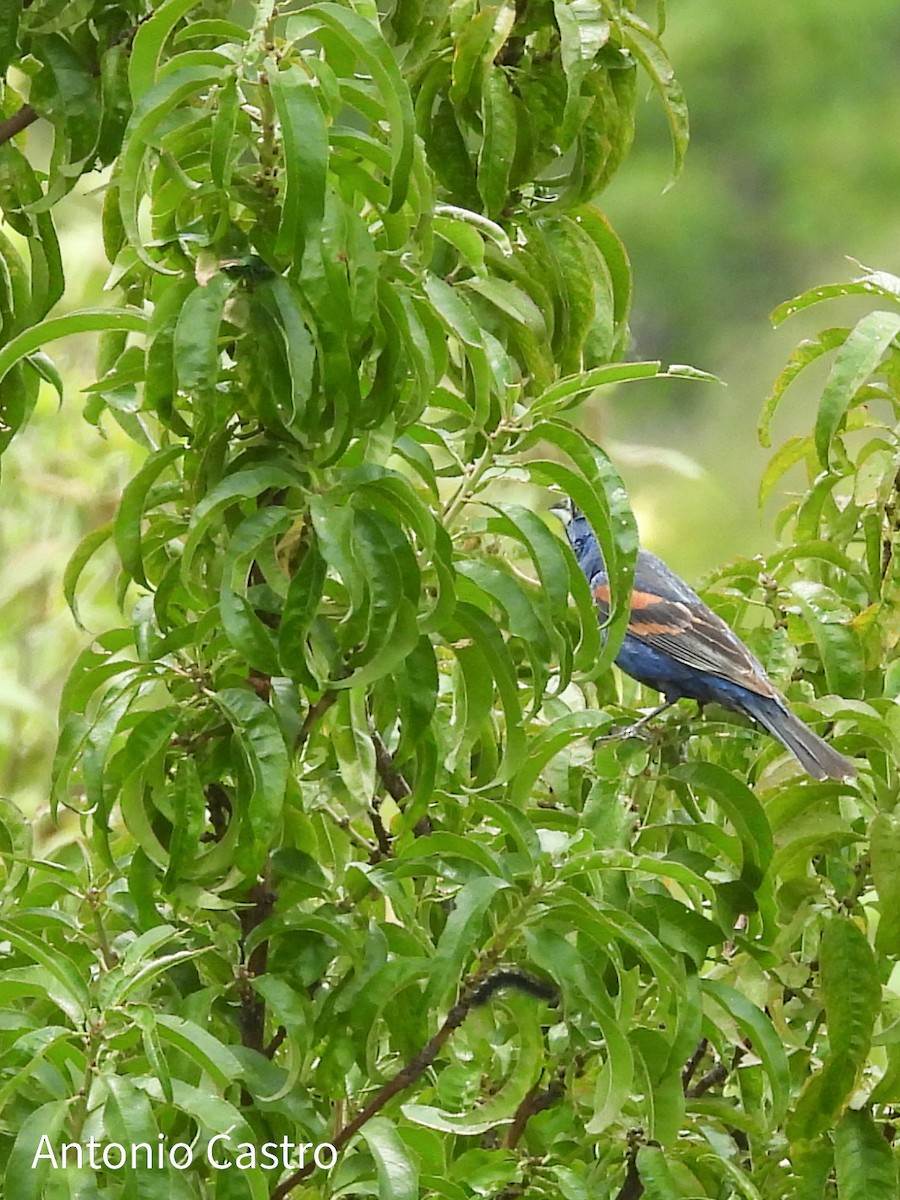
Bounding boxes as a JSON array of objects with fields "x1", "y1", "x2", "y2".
[{"x1": 594, "y1": 700, "x2": 676, "y2": 743}]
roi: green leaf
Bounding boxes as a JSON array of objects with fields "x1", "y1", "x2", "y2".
[
  {"x1": 0, "y1": 919, "x2": 88, "y2": 1024},
  {"x1": 0, "y1": 306, "x2": 146, "y2": 395},
  {"x1": 155, "y1": 1014, "x2": 244, "y2": 1089},
  {"x1": 4, "y1": 1100, "x2": 69, "y2": 1200},
  {"x1": 820, "y1": 917, "x2": 880, "y2": 1067},
  {"x1": 814, "y1": 310, "x2": 900, "y2": 467},
  {"x1": 219, "y1": 507, "x2": 291, "y2": 676},
  {"x1": 871, "y1": 812, "x2": 900, "y2": 955},
  {"x1": 114, "y1": 444, "x2": 184, "y2": 588},
  {"x1": 305, "y1": 2, "x2": 416, "y2": 211},
  {"x1": 118, "y1": 64, "x2": 224, "y2": 268},
  {"x1": 268, "y1": 63, "x2": 328, "y2": 262},
  {"x1": 215, "y1": 687, "x2": 290, "y2": 875},
  {"x1": 834, "y1": 1109, "x2": 896, "y2": 1200},
  {"x1": 702, "y1": 979, "x2": 790, "y2": 1124},
  {"x1": 620, "y1": 13, "x2": 688, "y2": 184},
  {"x1": 279, "y1": 536, "x2": 328, "y2": 689},
  {"x1": 361, "y1": 1116, "x2": 419, "y2": 1200},
  {"x1": 790, "y1": 581, "x2": 865, "y2": 698},
  {"x1": 63, "y1": 522, "x2": 113, "y2": 631},
  {"x1": 636, "y1": 1145, "x2": 683, "y2": 1200},
  {"x1": 758, "y1": 328, "x2": 849, "y2": 447},
  {"x1": 449, "y1": 602, "x2": 526, "y2": 781},
  {"x1": 128, "y1": 0, "x2": 206, "y2": 97},
  {"x1": 425, "y1": 876, "x2": 509, "y2": 1005},
  {"x1": 174, "y1": 275, "x2": 234, "y2": 399},
  {"x1": 180, "y1": 464, "x2": 299, "y2": 585},
  {"x1": 164, "y1": 758, "x2": 207, "y2": 890},
  {"x1": 256, "y1": 277, "x2": 316, "y2": 427},
  {"x1": 531, "y1": 360, "x2": 662, "y2": 415},
  {"x1": 669, "y1": 762, "x2": 772, "y2": 889},
  {"x1": 477, "y1": 69, "x2": 516, "y2": 218},
  {"x1": 0, "y1": 1, "x2": 22, "y2": 76},
  {"x1": 772, "y1": 278, "x2": 900, "y2": 326}
]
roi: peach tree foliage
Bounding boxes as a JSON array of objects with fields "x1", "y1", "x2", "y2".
[{"x1": 0, "y1": 1, "x2": 898, "y2": 1198}]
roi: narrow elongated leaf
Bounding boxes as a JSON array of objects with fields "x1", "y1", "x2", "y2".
[
  {"x1": 425, "y1": 876, "x2": 509, "y2": 1005},
  {"x1": 305, "y1": 3, "x2": 416, "y2": 211},
  {"x1": 871, "y1": 812, "x2": 900, "y2": 955},
  {"x1": 114, "y1": 444, "x2": 184, "y2": 587},
  {"x1": 620, "y1": 13, "x2": 688, "y2": 183},
  {"x1": 702, "y1": 979, "x2": 790, "y2": 1123},
  {"x1": 814, "y1": 310, "x2": 900, "y2": 467},
  {"x1": 361, "y1": 1116, "x2": 419, "y2": 1200},
  {"x1": 670, "y1": 762, "x2": 772, "y2": 888},
  {"x1": 834, "y1": 1109, "x2": 896, "y2": 1200},
  {"x1": 269, "y1": 63, "x2": 328, "y2": 262},
  {"x1": 820, "y1": 918, "x2": 880, "y2": 1067},
  {"x1": 215, "y1": 687, "x2": 290, "y2": 874}
]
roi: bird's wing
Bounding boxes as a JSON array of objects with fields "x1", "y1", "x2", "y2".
[{"x1": 591, "y1": 561, "x2": 780, "y2": 700}]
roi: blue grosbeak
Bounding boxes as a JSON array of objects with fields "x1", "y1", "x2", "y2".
[{"x1": 554, "y1": 504, "x2": 856, "y2": 781}]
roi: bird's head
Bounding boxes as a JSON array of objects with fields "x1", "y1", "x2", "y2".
[{"x1": 548, "y1": 498, "x2": 604, "y2": 579}]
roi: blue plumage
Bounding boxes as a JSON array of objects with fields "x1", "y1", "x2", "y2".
[{"x1": 557, "y1": 507, "x2": 855, "y2": 781}]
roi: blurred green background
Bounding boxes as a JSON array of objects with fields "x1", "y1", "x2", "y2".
[
  {"x1": 2, "y1": 0, "x2": 899, "y2": 806},
  {"x1": 600, "y1": 0, "x2": 900, "y2": 576}
]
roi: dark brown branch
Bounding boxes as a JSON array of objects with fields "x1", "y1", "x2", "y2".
[
  {"x1": 681, "y1": 1037, "x2": 709, "y2": 1091},
  {"x1": 0, "y1": 104, "x2": 39, "y2": 149},
  {"x1": 371, "y1": 729, "x2": 411, "y2": 802},
  {"x1": 296, "y1": 690, "x2": 337, "y2": 751},
  {"x1": 686, "y1": 1044, "x2": 746, "y2": 1100},
  {"x1": 238, "y1": 864, "x2": 276, "y2": 1091},
  {"x1": 269, "y1": 969, "x2": 539, "y2": 1200},
  {"x1": 265, "y1": 1025, "x2": 287, "y2": 1059},
  {"x1": 504, "y1": 1076, "x2": 564, "y2": 1149},
  {"x1": 368, "y1": 803, "x2": 393, "y2": 860},
  {"x1": 371, "y1": 727, "x2": 431, "y2": 836},
  {"x1": 613, "y1": 1156, "x2": 644, "y2": 1200}
]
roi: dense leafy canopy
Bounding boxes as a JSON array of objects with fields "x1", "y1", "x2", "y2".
[{"x1": 0, "y1": 2, "x2": 898, "y2": 1199}]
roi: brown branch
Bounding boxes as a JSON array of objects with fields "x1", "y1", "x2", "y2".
[
  {"x1": 504, "y1": 1075, "x2": 564, "y2": 1149},
  {"x1": 265, "y1": 1025, "x2": 287, "y2": 1059},
  {"x1": 269, "y1": 969, "x2": 540, "y2": 1200},
  {"x1": 685, "y1": 1044, "x2": 746, "y2": 1100},
  {"x1": 371, "y1": 727, "x2": 432, "y2": 836},
  {"x1": 613, "y1": 1155, "x2": 644, "y2": 1200},
  {"x1": 238, "y1": 863, "x2": 276, "y2": 1102},
  {"x1": 681, "y1": 1037, "x2": 708, "y2": 1091},
  {"x1": 371, "y1": 729, "x2": 411, "y2": 802},
  {"x1": 295, "y1": 690, "x2": 337, "y2": 751},
  {"x1": 0, "y1": 104, "x2": 39, "y2": 149},
  {"x1": 368, "y1": 803, "x2": 393, "y2": 860}
]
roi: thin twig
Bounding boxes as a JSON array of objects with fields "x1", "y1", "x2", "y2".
[
  {"x1": 681, "y1": 1037, "x2": 708, "y2": 1091},
  {"x1": 686, "y1": 1044, "x2": 746, "y2": 1100},
  {"x1": 296, "y1": 690, "x2": 337, "y2": 751}
]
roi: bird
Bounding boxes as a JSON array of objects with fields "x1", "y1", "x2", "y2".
[{"x1": 552, "y1": 502, "x2": 856, "y2": 781}]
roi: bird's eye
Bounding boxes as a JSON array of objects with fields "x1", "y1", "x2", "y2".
[{"x1": 573, "y1": 537, "x2": 585, "y2": 554}]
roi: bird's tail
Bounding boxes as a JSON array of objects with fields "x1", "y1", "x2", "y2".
[{"x1": 743, "y1": 694, "x2": 856, "y2": 781}]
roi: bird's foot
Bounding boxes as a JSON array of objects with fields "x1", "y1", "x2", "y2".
[{"x1": 593, "y1": 701, "x2": 676, "y2": 744}]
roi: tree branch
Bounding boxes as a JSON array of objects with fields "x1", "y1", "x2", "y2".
[
  {"x1": 370, "y1": 727, "x2": 431, "y2": 836},
  {"x1": 269, "y1": 969, "x2": 543, "y2": 1200},
  {"x1": 0, "y1": 104, "x2": 39, "y2": 150},
  {"x1": 295, "y1": 689, "x2": 337, "y2": 751},
  {"x1": 504, "y1": 1075, "x2": 564, "y2": 1149}
]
